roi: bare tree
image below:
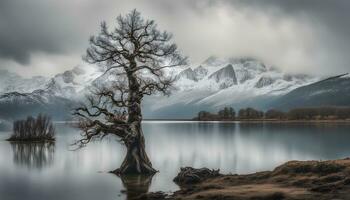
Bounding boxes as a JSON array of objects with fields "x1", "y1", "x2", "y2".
[{"x1": 73, "y1": 9, "x2": 186, "y2": 175}]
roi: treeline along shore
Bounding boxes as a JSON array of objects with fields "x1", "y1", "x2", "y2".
[{"x1": 193, "y1": 107, "x2": 350, "y2": 121}]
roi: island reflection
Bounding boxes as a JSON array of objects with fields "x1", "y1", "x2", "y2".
[{"x1": 10, "y1": 142, "x2": 55, "y2": 169}]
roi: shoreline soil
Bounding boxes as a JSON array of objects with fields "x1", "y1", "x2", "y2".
[{"x1": 138, "y1": 158, "x2": 350, "y2": 200}]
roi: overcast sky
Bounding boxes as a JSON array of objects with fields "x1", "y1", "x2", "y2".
[{"x1": 0, "y1": 0, "x2": 349, "y2": 77}]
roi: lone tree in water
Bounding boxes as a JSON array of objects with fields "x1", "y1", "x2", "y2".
[{"x1": 73, "y1": 9, "x2": 186, "y2": 175}]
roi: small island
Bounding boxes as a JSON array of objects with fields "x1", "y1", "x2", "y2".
[{"x1": 6, "y1": 114, "x2": 55, "y2": 142}]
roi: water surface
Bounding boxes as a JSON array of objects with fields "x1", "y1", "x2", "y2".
[{"x1": 1, "y1": 121, "x2": 350, "y2": 200}]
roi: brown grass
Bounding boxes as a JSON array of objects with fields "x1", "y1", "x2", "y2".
[{"x1": 168, "y1": 158, "x2": 350, "y2": 200}]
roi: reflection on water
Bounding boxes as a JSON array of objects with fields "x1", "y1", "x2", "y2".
[
  {"x1": 119, "y1": 174, "x2": 154, "y2": 200},
  {"x1": 1, "y1": 122, "x2": 350, "y2": 200},
  {"x1": 145, "y1": 122, "x2": 350, "y2": 175},
  {"x1": 10, "y1": 142, "x2": 55, "y2": 169}
]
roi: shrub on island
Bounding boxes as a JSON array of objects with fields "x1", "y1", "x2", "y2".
[{"x1": 7, "y1": 114, "x2": 55, "y2": 142}]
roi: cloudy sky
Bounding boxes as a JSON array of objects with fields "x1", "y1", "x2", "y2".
[{"x1": 0, "y1": 0, "x2": 349, "y2": 77}]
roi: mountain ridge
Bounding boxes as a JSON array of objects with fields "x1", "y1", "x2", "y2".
[
  {"x1": 0, "y1": 56, "x2": 324, "y2": 119},
  {"x1": 271, "y1": 73, "x2": 350, "y2": 110}
]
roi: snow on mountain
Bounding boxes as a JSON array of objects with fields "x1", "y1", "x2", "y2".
[
  {"x1": 208, "y1": 64, "x2": 238, "y2": 89},
  {"x1": 201, "y1": 56, "x2": 227, "y2": 67},
  {"x1": 255, "y1": 76, "x2": 275, "y2": 88},
  {"x1": 46, "y1": 64, "x2": 102, "y2": 99},
  {"x1": 271, "y1": 73, "x2": 350, "y2": 110},
  {"x1": 178, "y1": 57, "x2": 314, "y2": 94},
  {"x1": 0, "y1": 89, "x2": 76, "y2": 120},
  {"x1": 193, "y1": 65, "x2": 208, "y2": 80},
  {"x1": 145, "y1": 57, "x2": 317, "y2": 115},
  {"x1": 0, "y1": 64, "x2": 102, "y2": 120},
  {"x1": 0, "y1": 64, "x2": 102, "y2": 100},
  {"x1": 176, "y1": 68, "x2": 198, "y2": 82},
  {"x1": 0, "y1": 57, "x2": 318, "y2": 119},
  {"x1": 0, "y1": 69, "x2": 48, "y2": 94},
  {"x1": 0, "y1": 91, "x2": 44, "y2": 105},
  {"x1": 0, "y1": 89, "x2": 63, "y2": 105}
]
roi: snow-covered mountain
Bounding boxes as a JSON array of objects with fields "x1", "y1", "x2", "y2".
[
  {"x1": 208, "y1": 64, "x2": 238, "y2": 89},
  {"x1": 0, "y1": 69, "x2": 48, "y2": 94},
  {"x1": 0, "y1": 65, "x2": 102, "y2": 120},
  {"x1": 0, "y1": 57, "x2": 318, "y2": 119},
  {"x1": 271, "y1": 73, "x2": 350, "y2": 110},
  {"x1": 0, "y1": 64, "x2": 102, "y2": 99},
  {"x1": 45, "y1": 65, "x2": 102, "y2": 99},
  {"x1": 172, "y1": 57, "x2": 314, "y2": 94},
  {"x1": 144, "y1": 57, "x2": 317, "y2": 118},
  {"x1": 0, "y1": 89, "x2": 76, "y2": 120}
]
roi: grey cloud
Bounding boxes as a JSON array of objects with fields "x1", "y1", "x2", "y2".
[
  {"x1": 0, "y1": 0, "x2": 90, "y2": 65},
  {"x1": 231, "y1": 0, "x2": 350, "y2": 43},
  {"x1": 0, "y1": 0, "x2": 349, "y2": 76},
  {"x1": 224, "y1": 0, "x2": 350, "y2": 74}
]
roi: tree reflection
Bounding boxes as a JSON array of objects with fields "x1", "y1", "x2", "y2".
[
  {"x1": 119, "y1": 174, "x2": 154, "y2": 200},
  {"x1": 10, "y1": 142, "x2": 55, "y2": 169}
]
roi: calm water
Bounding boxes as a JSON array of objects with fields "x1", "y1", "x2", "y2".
[{"x1": 1, "y1": 121, "x2": 350, "y2": 200}]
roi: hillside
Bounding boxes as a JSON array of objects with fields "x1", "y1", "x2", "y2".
[{"x1": 272, "y1": 74, "x2": 350, "y2": 110}]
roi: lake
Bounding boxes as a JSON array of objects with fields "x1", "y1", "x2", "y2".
[{"x1": 1, "y1": 121, "x2": 350, "y2": 200}]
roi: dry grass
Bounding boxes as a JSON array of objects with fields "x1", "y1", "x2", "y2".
[{"x1": 168, "y1": 159, "x2": 350, "y2": 200}]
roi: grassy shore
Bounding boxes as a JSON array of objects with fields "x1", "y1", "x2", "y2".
[{"x1": 139, "y1": 158, "x2": 350, "y2": 200}]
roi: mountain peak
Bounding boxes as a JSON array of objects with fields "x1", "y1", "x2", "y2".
[
  {"x1": 208, "y1": 64, "x2": 238, "y2": 89},
  {"x1": 228, "y1": 57, "x2": 258, "y2": 63},
  {"x1": 201, "y1": 56, "x2": 226, "y2": 67},
  {"x1": 255, "y1": 76, "x2": 276, "y2": 88},
  {"x1": 203, "y1": 56, "x2": 218, "y2": 63},
  {"x1": 176, "y1": 67, "x2": 198, "y2": 82},
  {"x1": 193, "y1": 65, "x2": 208, "y2": 80}
]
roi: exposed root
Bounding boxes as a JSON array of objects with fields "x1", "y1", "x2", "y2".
[
  {"x1": 111, "y1": 157, "x2": 158, "y2": 175},
  {"x1": 173, "y1": 167, "x2": 221, "y2": 184}
]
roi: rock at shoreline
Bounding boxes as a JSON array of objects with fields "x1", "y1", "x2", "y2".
[{"x1": 173, "y1": 167, "x2": 221, "y2": 184}]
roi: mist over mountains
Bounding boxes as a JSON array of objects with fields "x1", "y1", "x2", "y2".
[{"x1": 0, "y1": 56, "x2": 349, "y2": 121}]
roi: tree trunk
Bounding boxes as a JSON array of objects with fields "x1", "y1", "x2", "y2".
[
  {"x1": 111, "y1": 63, "x2": 157, "y2": 175},
  {"x1": 112, "y1": 122, "x2": 157, "y2": 175}
]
